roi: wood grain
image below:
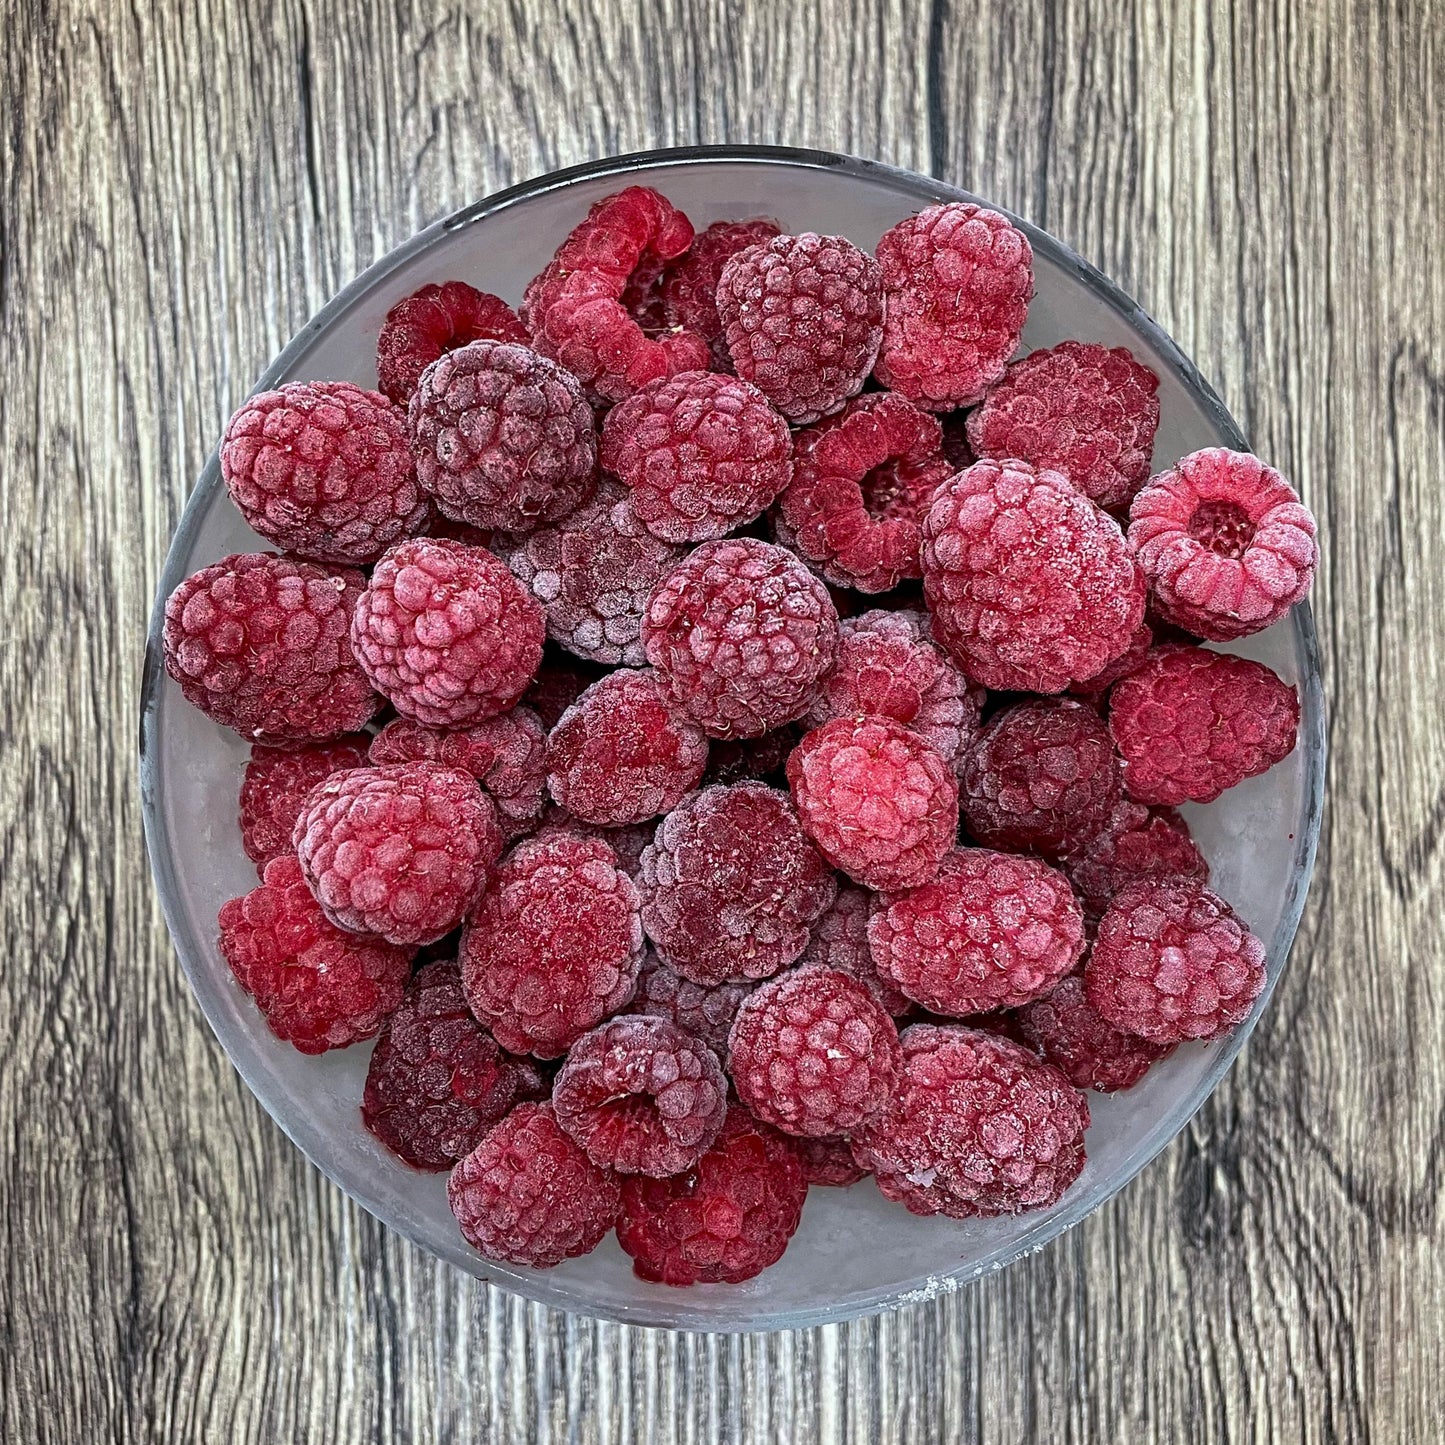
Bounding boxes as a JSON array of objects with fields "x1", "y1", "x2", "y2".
[{"x1": 1, "y1": 0, "x2": 1441, "y2": 1440}]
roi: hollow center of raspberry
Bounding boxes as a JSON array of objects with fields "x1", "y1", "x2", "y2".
[
  {"x1": 861, "y1": 458, "x2": 931, "y2": 523},
  {"x1": 1187, "y1": 499, "x2": 1255, "y2": 558}
]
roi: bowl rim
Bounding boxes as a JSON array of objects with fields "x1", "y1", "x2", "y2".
[{"x1": 139, "y1": 142, "x2": 1327, "y2": 1332}]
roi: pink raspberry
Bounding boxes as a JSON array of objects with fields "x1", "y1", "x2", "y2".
[
  {"x1": 238, "y1": 735, "x2": 370, "y2": 872},
  {"x1": 657, "y1": 217, "x2": 782, "y2": 367},
  {"x1": 640, "y1": 781, "x2": 836, "y2": 986},
  {"x1": 787, "y1": 715, "x2": 958, "y2": 891},
  {"x1": 642, "y1": 538, "x2": 840, "y2": 739},
  {"x1": 1108, "y1": 644, "x2": 1300, "y2": 804},
  {"x1": 702, "y1": 725, "x2": 799, "y2": 787},
  {"x1": 1065, "y1": 801, "x2": 1208, "y2": 919},
  {"x1": 796, "y1": 1136, "x2": 868, "y2": 1187},
  {"x1": 1128, "y1": 448, "x2": 1318, "y2": 640},
  {"x1": 798, "y1": 884, "x2": 912, "y2": 1017},
  {"x1": 921, "y1": 459, "x2": 1146, "y2": 692},
  {"x1": 715, "y1": 232, "x2": 884, "y2": 423},
  {"x1": 523, "y1": 658, "x2": 602, "y2": 728},
  {"x1": 624, "y1": 949, "x2": 757, "y2": 1058},
  {"x1": 376, "y1": 280, "x2": 527, "y2": 405},
  {"x1": 351, "y1": 537, "x2": 544, "y2": 727}
]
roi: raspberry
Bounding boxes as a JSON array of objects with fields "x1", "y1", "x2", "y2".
[
  {"x1": 851, "y1": 1025, "x2": 1089, "y2": 1217},
  {"x1": 351, "y1": 537, "x2": 544, "y2": 727},
  {"x1": 1065, "y1": 801, "x2": 1208, "y2": 918},
  {"x1": 238, "y1": 735, "x2": 370, "y2": 871},
  {"x1": 799, "y1": 884, "x2": 912, "y2": 1017},
  {"x1": 787, "y1": 715, "x2": 958, "y2": 891},
  {"x1": 642, "y1": 538, "x2": 840, "y2": 739},
  {"x1": 1085, "y1": 879, "x2": 1267, "y2": 1042},
  {"x1": 640, "y1": 781, "x2": 836, "y2": 986},
  {"x1": 553, "y1": 1016, "x2": 728, "y2": 1176},
  {"x1": 868, "y1": 847, "x2": 1085, "y2": 1015},
  {"x1": 523, "y1": 657, "x2": 603, "y2": 728},
  {"x1": 162, "y1": 552, "x2": 380, "y2": 744},
  {"x1": 1128, "y1": 448, "x2": 1318, "y2": 640},
  {"x1": 1107, "y1": 644, "x2": 1300, "y2": 804},
  {"x1": 873, "y1": 204, "x2": 1034, "y2": 410},
  {"x1": 461, "y1": 831, "x2": 644, "y2": 1057},
  {"x1": 375, "y1": 281, "x2": 528, "y2": 405},
  {"x1": 447, "y1": 1102, "x2": 620, "y2": 1267},
  {"x1": 716, "y1": 233, "x2": 884, "y2": 423},
  {"x1": 1015, "y1": 973, "x2": 1174, "y2": 1093},
  {"x1": 361, "y1": 961, "x2": 536, "y2": 1169},
  {"x1": 796, "y1": 1136, "x2": 868, "y2": 1187},
  {"x1": 967, "y1": 342, "x2": 1161, "y2": 510},
  {"x1": 408, "y1": 341, "x2": 597, "y2": 533},
  {"x1": 293, "y1": 762, "x2": 502, "y2": 945},
  {"x1": 921, "y1": 459, "x2": 1146, "y2": 692},
  {"x1": 728, "y1": 966, "x2": 902, "y2": 1138},
  {"x1": 1067, "y1": 619, "x2": 1155, "y2": 702},
  {"x1": 615, "y1": 1106, "x2": 807, "y2": 1284},
  {"x1": 218, "y1": 856, "x2": 411, "y2": 1053},
  {"x1": 500, "y1": 480, "x2": 684, "y2": 666},
  {"x1": 600, "y1": 371, "x2": 793, "y2": 542},
  {"x1": 624, "y1": 949, "x2": 756, "y2": 1057},
  {"x1": 523, "y1": 186, "x2": 709, "y2": 402},
  {"x1": 702, "y1": 725, "x2": 799, "y2": 787},
  {"x1": 657, "y1": 218, "x2": 782, "y2": 368},
  {"x1": 545, "y1": 669, "x2": 709, "y2": 825},
  {"x1": 533, "y1": 803, "x2": 655, "y2": 881}
]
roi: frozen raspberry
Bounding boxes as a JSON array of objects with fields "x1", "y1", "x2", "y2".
[
  {"x1": 1128, "y1": 448, "x2": 1318, "y2": 640},
  {"x1": 376, "y1": 281, "x2": 527, "y2": 405},
  {"x1": 369, "y1": 709, "x2": 547, "y2": 839},
  {"x1": 600, "y1": 371, "x2": 793, "y2": 542},
  {"x1": 351, "y1": 537, "x2": 544, "y2": 727},
  {"x1": 873, "y1": 204, "x2": 1034, "y2": 410},
  {"x1": 728, "y1": 966, "x2": 902, "y2": 1138},
  {"x1": 716, "y1": 232, "x2": 884, "y2": 423},
  {"x1": 218, "y1": 856, "x2": 411, "y2": 1053},
  {"x1": 1015, "y1": 973, "x2": 1174, "y2": 1093},
  {"x1": 461, "y1": 831, "x2": 643, "y2": 1057},
  {"x1": 851, "y1": 1025, "x2": 1089, "y2": 1217},
  {"x1": 656, "y1": 218, "x2": 782, "y2": 368},
  {"x1": 163, "y1": 552, "x2": 381, "y2": 744},
  {"x1": 787, "y1": 715, "x2": 958, "y2": 891},
  {"x1": 546, "y1": 669, "x2": 709, "y2": 825},
  {"x1": 702, "y1": 725, "x2": 799, "y2": 787},
  {"x1": 408, "y1": 340, "x2": 597, "y2": 533},
  {"x1": 361, "y1": 961, "x2": 536, "y2": 1169},
  {"x1": 1108, "y1": 644, "x2": 1299, "y2": 804},
  {"x1": 523, "y1": 186, "x2": 709, "y2": 402},
  {"x1": 616, "y1": 1105, "x2": 807, "y2": 1285},
  {"x1": 500, "y1": 480, "x2": 684, "y2": 665},
  {"x1": 921, "y1": 459, "x2": 1146, "y2": 692},
  {"x1": 868, "y1": 847, "x2": 1085, "y2": 1015},
  {"x1": 1068, "y1": 619, "x2": 1155, "y2": 702},
  {"x1": 1085, "y1": 879, "x2": 1267, "y2": 1043},
  {"x1": 533, "y1": 803, "x2": 654, "y2": 881},
  {"x1": 797, "y1": 1135, "x2": 868, "y2": 1187},
  {"x1": 1065, "y1": 801, "x2": 1208, "y2": 918},
  {"x1": 238, "y1": 735, "x2": 370, "y2": 872},
  {"x1": 523, "y1": 657, "x2": 603, "y2": 728},
  {"x1": 798, "y1": 884, "x2": 912, "y2": 1017},
  {"x1": 640, "y1": 781, "x2": 836, "y2": 986},
  {"x1": 553, "y1": 1016, "x2": 728, "y2": 1176},
  {"x1": 448, "y1": 1102, "x2": 620, "y2": 1267},
  {"x1": 624, "y1": 949, "x2": 756, "y2": 1057},
  {"x1": 642, "y1": 539, "x2": 840, "y2": 739},
  {"x1": 967, "y1": 342, "x2": 1161, "y2": 510},
  {"x1": 293, "y1": 762, "x2": 502, "y2": 946}
]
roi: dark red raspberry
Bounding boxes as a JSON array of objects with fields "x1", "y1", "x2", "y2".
[
  {"x1": 376, "y1": 281, "x2": 527, "y2": 405},
  {"x1": 523, "y1": 657, "x2": 604, "y2": 728},
  {"x1": 799, "y1": 884, "x2": 912, "y2": 1016},
  {"x1": 163, "y1": 552, "x2": 381, "y2": 744},
  {"x1": 624, "y1": 949, "x2": 756, "y2": 1057},
  {"x1": 702, "y1": 724, "x2": 799, "y2": 787},
  {"x1": 460, "y1": 831, "x2": 643, "y2": 1057},
  {"x1": 868, "y1": 847, "x2": 1085, "y2": 1015},
  {"x1": 1068, "y1": 619, "x2": 1155, "y2": 703},
  {"x1": 1085, "y1": 879, "x2": 1267, "y2": 1043},
  {"x1": 728, "y1": 966, "x2": 902, "y2": 1138},
  {"x1": 447, "y1": 1102, "x2": 621, "y2": 1267},
  {"x1": 639, "y1": 781, "x2": 836, "y2": 986},
  {"x1": 716, "y1": 233, "x2": 884, "y2": 423},
  {"x1": 523, "y1": 186, "x2": 709, "y2": 402},
  {"x1": 851, "y1": 1025, "x2": 1089, "y2": 1218},
  {"x1": 873, "y1": 204, "x2": 1034, "y2": 410},
  {"x1": 361, "y1": 961, "x2": 536, "y2": 1169},
  {"x1": 967, "y1": 342, "x2": 1161, "y2": 510},
  {"x1": 600, "y1": 371, "x2": 793, "y2": 542},
  {"x1": 553, "y1": 1016, "x2": 728, "y2": 1176},
  {"x1": 921, "y1": 459, "x2": 1146, "y2": 692},
  {"x1": 1015, "y1": 972, "x2": 1174, "y2": 1093},
  {"x1": 616, "y1": 1105, "x2": 807, "y2": 1285},
  {"x1": 238, "y1": 735, "x2": 370, "y2": 872},
  {"x1": 351, "y1": 537, "x2": 544, "y2": 727},
  {"x1": 796, "y1": 1135, "x2": 868, "y2": 1187},
  {"x1": 1128, "y1": 448, "x2": 1318, "y2": 640},
  {"x1": 545, "y1": 669, "x2": 709, "y2": 825},
  {"x1": 1108, "y1": 644, "x2": 1300, "y2": 804},
  {"x1": 657, "y1": 218, "x2": 782, "y2": 368},
  {"x1": 218, "y1": 856, "x2": 412, "y2": 1053},
  {"x1": 787, "y1": 715, "x2": 958, "y2": 891},
  {"x1": 642, "y1": 538, "x2": 840, "y2": 739},
  {"x1": 408, "y1": 340, "x2": 597, "y2": 533},
  {"x1": 1065, "y1": 801, "x2": 1208, "y2": 919},
  {"x1": 293, "y1": 762, "x2": 502, "y2": 945},
  {"x1": 422, "y1": 510, "x2": 494, "y2": 548}
]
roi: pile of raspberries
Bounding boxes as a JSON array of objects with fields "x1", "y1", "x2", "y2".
[{"x1": 164, "y1": 186, "x2": 1319, "y2": 1288}]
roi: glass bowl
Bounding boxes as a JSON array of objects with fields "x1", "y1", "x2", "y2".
[{"x1": 140, "y1": 145, "x2": 1325, "y2": 1332}]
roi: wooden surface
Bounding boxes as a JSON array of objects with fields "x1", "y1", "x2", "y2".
[{"x1": 1, "y1": 0, "x2": 1441, "y2": 1440}]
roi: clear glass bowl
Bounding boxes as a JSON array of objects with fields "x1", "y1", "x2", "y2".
[{"x1": 140, "y1": 145, "x2": 1325, "y2": 1332}]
